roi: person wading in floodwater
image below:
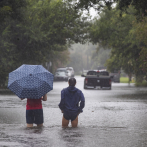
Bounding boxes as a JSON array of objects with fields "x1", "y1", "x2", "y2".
[
  {"x1": 21, "y1": 94, "x2": 47, "y2": 128},
  {"x1": 58, "y1": 78, "x2": 85, "y2": 127}
]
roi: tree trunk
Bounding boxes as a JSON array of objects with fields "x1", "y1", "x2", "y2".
[
  {"x1": 135, "y1": 74, "x2": 143, "y2": 83},
  {"x1": 128, "y1": 73, "x2": 132, "y2": 84}
]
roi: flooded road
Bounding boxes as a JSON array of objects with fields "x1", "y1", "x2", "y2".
[{"x1": 0, "y1": 76, "x2": 147, "y2": 147}]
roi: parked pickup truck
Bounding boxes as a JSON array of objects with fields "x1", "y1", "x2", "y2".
[{"x1": 81, "y1": 70, "x2": 112, "y2": 90}]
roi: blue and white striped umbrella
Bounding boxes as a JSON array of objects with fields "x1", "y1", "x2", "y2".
[{"x1": 8, "y1": 64, "x2": 54, "y2": 99}]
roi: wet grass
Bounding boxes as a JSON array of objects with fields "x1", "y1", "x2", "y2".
[
  {"x1": 120, "y1": 77, "x2": 147, "y2": 87},
  {"x1": 120, "y1": 77, "x2": 134, "y2": 83},
  {"x1": 135, "y1": 81, "x2": 147, "y2": 87}
]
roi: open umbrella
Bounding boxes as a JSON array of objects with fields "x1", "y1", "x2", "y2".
[{"x1": 8, "y1": 64, "x2": 54, "y2": 99}]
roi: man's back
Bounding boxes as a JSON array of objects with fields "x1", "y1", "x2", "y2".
[{"x1": 61, "y1": 86, "x2": 84, "y2": 112}]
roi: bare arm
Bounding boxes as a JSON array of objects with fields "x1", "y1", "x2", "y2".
[{"x1": 41, "y1": 94, "x2": 47, "y2": 101}]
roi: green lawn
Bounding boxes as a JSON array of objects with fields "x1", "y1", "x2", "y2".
[
  {"x1": 120, "y1": 77, "x2": 147, "y2": 86},
  {"x1": 120, "y1": 77, "x2": 134, "y2": 83}
]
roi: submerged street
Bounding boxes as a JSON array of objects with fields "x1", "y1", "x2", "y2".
[{"x1": 0, "y1": 76, "x2": 147, "y2": 147}]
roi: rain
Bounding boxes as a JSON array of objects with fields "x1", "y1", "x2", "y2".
[{"x1": 1, "y1": 0, "x2": 147, "y2": 147}]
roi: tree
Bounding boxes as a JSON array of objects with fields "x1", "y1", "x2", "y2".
[
  {"x1": 75, "y1": 0, "x2": 147, "y2": 17},
  {"x1": 75, "y1": 0, "x2": 113, "y2": 11},
  {"x1": 0, "y1": 0, "x2": 26, "y2": 87},
  {"x1": 89, "y1": 7, "x2": 144, "y2": 82},
  {"x1": 129, "y1": 17, "x2": 147, "y2": 81},
  {"x1": 0, "y1": 0, "x2": 26, "y2": 22},
  {"x1": 12, "y1": 0, "x2": 88, "y2": 64},
  {"x1": 0, "y1": 0, "x2": 90, "y2": 86},
  {"x1": 116, "y1": 0, "x2": 147, "y2": 18},
  {"x1": 74, "y1": 0, "x2": 147, "y2": 83}
]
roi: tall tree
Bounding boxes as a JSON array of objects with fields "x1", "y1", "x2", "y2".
[
  {"x1": 0, "y1": 0, "x2": 26, "y2": 87},
  {"x1": 0, "y1": 0, "x2": 90, "y2": 86},
  {"x1": 0, "y1": 0, "x2": 26, "y2": 22},
  {"x1": 130, "y1": 17, "x2": 147, "y2": 80},
  {"x1": 75, "y1": 0, "x2": 147, "y2": 17},
  {"x1": 89, "y1": 7, "x2": 144, "y2": 82}
]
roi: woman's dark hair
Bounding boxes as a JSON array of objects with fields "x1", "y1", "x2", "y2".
[{"x1": 68, "y1": 78, "x2": 76, "y2": 86}]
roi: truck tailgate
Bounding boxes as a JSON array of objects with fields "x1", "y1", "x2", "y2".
[{"x1": 85, "y1": 76, "x2": 111, "y2": 87}]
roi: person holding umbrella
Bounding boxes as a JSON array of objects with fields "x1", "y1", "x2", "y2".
[
  {"x1": 58, "y1": 78, "x2": 85, "y2": 127},
  {"x1": 8, "y1": 64, "x2": 54, "y2": 128},
  {"x1": 21, "y1": 94, "x2": 47, "y2": 127}
]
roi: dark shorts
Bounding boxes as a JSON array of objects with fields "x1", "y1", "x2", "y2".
[
  {"x1": 26, "y1": 109, "x2": 44, "y2": 124},
  {"x1": 63, "y1": 110, "x2": 79, "y2": 122}
]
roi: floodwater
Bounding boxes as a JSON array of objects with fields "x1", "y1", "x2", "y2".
[{"x1": 0, "y1": 76, "x2": 147, "y2": 147}]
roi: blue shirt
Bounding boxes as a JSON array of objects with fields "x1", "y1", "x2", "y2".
[{"x1": 58, "y1": 86, "x2": 85, "y2": 113}]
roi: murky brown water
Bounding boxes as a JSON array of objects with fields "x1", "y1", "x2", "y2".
[{"x1": 0, "y1": 76, "x2": 147, "y2": 147}]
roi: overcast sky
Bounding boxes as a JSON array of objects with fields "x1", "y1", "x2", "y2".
[{"x1": 89, "y1": 8, "x2": 98, "y2": 18}]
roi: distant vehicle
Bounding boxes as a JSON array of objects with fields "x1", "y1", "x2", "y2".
[
  {"x1": 82, "y1": 70, "x2": 112, "y2": 90},
  {"x1": 81, "y1": 69, "x2": 89, "y2": 77},
  {"x1": 97, "y1": 67, "x2": 120, "y2": 83},
  {"x1": 66, "y1": 67, "x2": 74, "y2": 78},
  {"x1": 56, "y1": 68, "x2": 68, "y2": 73},
  {"x1": 54, "y1": 68, "x2": 68, "y2": 82},
  {"x1": 109, "y1": 69, "x2": 120, "y2": 83}
]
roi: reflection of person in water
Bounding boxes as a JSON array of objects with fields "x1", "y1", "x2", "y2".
[{"x1": 58, "y1": 78, "x2": 85, "y2": 127}]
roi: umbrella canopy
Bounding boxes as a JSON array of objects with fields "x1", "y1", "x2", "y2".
[{"x1": 8, "y1": 64, "x2": 54, "y2": 99}]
